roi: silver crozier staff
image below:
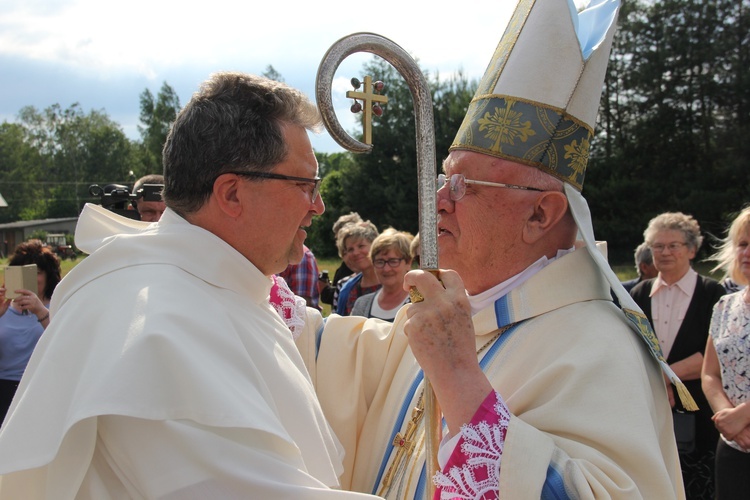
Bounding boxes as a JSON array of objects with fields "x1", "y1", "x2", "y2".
[{"x1": 315, "y1": 32, "x2": 439, "y2": 500}]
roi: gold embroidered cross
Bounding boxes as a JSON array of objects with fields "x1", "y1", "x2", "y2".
[
  {"x1": 347, "y1": 75, "x2": 388, "y2": 145},
  {"x1": 380, "y1": 400, "x2": 424, "y2": 489}
]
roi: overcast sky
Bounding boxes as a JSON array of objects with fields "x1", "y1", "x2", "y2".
[{"x1": 0, "y1": 0, "x2": 545, "y2": 154}]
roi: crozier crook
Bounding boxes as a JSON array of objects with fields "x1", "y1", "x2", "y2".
[{"x1": 316, "y1": 32, "x2": 440, "y2": 500}]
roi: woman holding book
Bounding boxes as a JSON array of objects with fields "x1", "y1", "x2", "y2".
[{"x1": 0, "y1": 240, "x2": 61, "y2": 422}]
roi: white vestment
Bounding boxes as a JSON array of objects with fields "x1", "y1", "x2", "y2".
[
  {"x1": 0, "y1": 204, "x2": 377, "y2": 499},
  {"x1": 303, "y1": 246, "x2": 684, "y2": 499}
]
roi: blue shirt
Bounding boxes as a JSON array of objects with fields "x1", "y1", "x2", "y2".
[{"x1": 0, "y1": 307, "x2": 44, "y2": 381}]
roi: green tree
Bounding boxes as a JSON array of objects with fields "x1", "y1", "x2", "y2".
[
  {"x1": 262, "y1": 65, "x2": 285, "y2": 83},
  {"x1": 588, "y1": 0, "x2": 750, "y2": 263},
  {"x1": 0, "y1": 122, "x2": 47, "y2": 222},
  {"x1": 313, "y1": 57, "x2": 476, "y2": 252},
  {"x1": 4, "y1": 104, "x2": 141, "y2": 219},
  {"x1": 138, "y1": 82, "x2": 181, "y2": 173},
  {"x1": 306, "y1": 152, "x2": 356, "y2": 257}
]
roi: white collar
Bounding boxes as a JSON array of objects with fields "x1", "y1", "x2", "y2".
[{"x1": 468, "y1": 247, "x2": 575, "y2": 315}]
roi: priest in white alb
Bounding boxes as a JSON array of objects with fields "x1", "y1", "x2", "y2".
[{"x1": 0, "y1": 72, "x2": 380, "y2": 499}]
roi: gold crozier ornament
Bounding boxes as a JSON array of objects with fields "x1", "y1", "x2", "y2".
[{"x1": 346, "y1": 75, "x2": 389, "y2": 145}]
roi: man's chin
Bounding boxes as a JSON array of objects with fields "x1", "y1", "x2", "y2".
[
  {"x1": 286, "y1": 246, "x2": 305, "y2": 267},
  {"x1": 437, "y1": 246, "x2": 459, "y2": 270}
]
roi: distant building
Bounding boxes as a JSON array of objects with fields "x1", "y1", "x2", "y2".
[{"x1": 0, "y1": 217, "x2": 78, "y2": 258}]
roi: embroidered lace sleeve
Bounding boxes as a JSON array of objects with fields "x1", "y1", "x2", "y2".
[
  {"x1": 433, "y1": 390, "x2": 510, "y2": 500},
  {"x1": 269, "y1": 275, "x2": 308, "y2": 340}
]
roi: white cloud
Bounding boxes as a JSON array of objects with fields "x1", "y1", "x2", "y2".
[{"x1": 0, "y1": 0, "x2": 524, "y2": 152}]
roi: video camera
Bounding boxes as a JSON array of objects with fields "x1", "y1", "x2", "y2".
[{"x1": 88, "y1": 183, "x2": 164, "y2": 221}]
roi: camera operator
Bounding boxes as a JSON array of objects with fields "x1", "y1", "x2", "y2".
[{"x1": 131, "y1": 174, "x2": 166, "y2": 222}]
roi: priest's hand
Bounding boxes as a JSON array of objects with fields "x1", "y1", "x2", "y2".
[{"x1": 403, "y1": 269, "x2": 493, "y2": 435}]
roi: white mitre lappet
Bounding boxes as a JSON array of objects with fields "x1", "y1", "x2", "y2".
[{"x1": 450, "y1": 0, "x2": 697, "y2": 410}]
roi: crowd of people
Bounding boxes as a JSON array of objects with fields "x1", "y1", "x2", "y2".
[
  {"x1": 615, "y1": 210, "x2": 750, "y2": 499},
  {"x1": 0, "y1": 0, "x2": 746, "y2": 498}
]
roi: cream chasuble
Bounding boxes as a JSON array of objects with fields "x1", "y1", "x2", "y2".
[{"x1": 306, "y1": 245, "x2": 684, "y2": 499}]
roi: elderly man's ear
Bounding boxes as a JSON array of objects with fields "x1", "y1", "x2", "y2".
[{"x1": 522, "y1": 191, "x2": 570, "y2": 244}]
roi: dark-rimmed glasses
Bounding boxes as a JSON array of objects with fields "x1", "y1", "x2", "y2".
[
  {"x1": 224, "y1": 171, "x2": 321, "y2": 202},
  {"x1": 373, "y1": 258, "x2": 405, "y2": 269},
  {"x1": 437, "y1": 173, "x2": 543, "y2": 201}
]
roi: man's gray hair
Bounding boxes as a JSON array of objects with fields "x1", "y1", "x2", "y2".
[
  {"x1": 162, "y1": 72, "x2": 321, "y2": 215},
  {"x1": 633, "y1": 242, "x2": 653, "y2": 273}
]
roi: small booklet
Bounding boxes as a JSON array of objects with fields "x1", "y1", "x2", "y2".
[{"x1": 4, "y1": 264, "x2": 38, "y2": 299}]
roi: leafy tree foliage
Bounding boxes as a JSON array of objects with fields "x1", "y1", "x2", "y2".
[
  {"x1": 0, "y1": 122, "x2": 46, "y2": 221},
  {"x1": 262, "y1": 65, "x2": 285, "y2": 83},
  {"x1": 1, "y1": 1, "x2": 747, "y2": 269},
  {"x1": 138, "y1": 82, "x2": 181, "y2": 173},
  {"x1": 0, "y1": 104, "x2": 143, "y2": 222},
  {"x1": 588, "y1": 0, "x2": 750, "y2": 263}
]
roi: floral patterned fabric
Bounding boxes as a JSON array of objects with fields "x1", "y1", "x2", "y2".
[
  {"x1": 709, "y1": 291, "x2": 750, "y2": 452},
  {"x1": 434, "y1": 391, "x2": 509, "y2": 499},
  {"x1": 269, "y1": 275, "x2": 307, "y2": 340}
]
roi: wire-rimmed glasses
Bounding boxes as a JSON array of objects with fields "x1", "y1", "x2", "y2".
[{"x1": 437, "y1": 173, "x2": 543, "y2": 201}]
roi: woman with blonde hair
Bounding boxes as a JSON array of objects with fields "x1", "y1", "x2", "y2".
[
  {"x1": 351, "y1": 229, "x2": 413, "y2": 322},
  {"x1": 702, "y1": 206, "x2": 750, "y2": 500}
]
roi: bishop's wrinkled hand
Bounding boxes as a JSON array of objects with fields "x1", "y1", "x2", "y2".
[
  {"x1": 403, "y1": 269, "x2": 493, "y2": 433},
  {"x1": 403, "y1": 269, "x2": 475, "y2": 378}
]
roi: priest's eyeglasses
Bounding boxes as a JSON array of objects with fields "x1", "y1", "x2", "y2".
[
  {"x1": 226, "y1": 171, "x2": 321, "y2": 202},
  {"x1": 373, "y1": 258, "x2": 405, "y2": 269},
  {"x1": 437, "y1": 173, "x2": 543, "y2": 202}
]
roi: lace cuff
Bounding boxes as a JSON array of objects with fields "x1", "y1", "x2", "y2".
[
  {"x1": 269, "y1": 275, "x2": 307, "y2": 340},
  {"x1": 433, "y1": 390, "x2": 510, "y2": 499}
]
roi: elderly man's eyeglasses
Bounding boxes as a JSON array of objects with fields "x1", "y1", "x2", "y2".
[
  {"x1": 373, "y1": 258, "x2": 405, "y2": 269},
  {"x1": 437, "y1": 173, "x2": 543, "y2": 201},
  {"x1": 651, "y1": 242, "x2": 688, "y2": 253},
  {"x1": 225, "y1": 171, "x2": 321, "y2": 202}
]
